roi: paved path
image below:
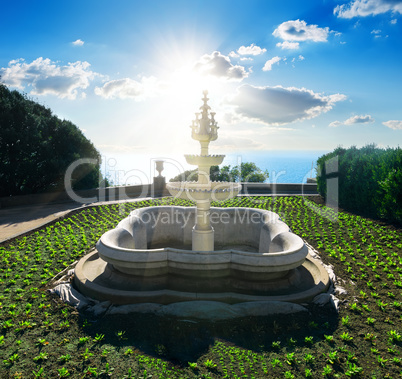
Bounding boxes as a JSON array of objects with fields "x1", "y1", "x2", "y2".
[
  {"x1": 0, "y1": 202, "x2": 87, "y2": 243},
  {"x1": 0, "y1": 197, "x2": 155, "y2": 244}
]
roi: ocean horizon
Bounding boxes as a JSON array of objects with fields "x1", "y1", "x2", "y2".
[{"x1": 101, "y1": 150, "x2": 328, "y2": 186}]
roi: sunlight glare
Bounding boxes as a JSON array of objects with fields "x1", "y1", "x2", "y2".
[{"x1": 158, "y1": 63, "x2": 223, "y2": 146}]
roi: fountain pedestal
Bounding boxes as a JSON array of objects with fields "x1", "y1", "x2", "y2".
[
  {"x1": 193, "y1": 199, "x2": 214, "y2": 251},
  {"x1": 152, "y1": 160, "x2": 166, "y2": 197}
]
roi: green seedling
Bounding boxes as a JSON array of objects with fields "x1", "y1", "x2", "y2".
[
  {"x1": 58, "y1": 354, "x2": 71, "y2": 363},
  {"x1": 203, "y1": 359, "x2": 217, "y2": 369}
]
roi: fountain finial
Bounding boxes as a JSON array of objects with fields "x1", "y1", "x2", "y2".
[{"x1": 190, "y1": 90, "x2": 219, "y2": 155}]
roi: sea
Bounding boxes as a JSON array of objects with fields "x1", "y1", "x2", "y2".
[{"x1": 100, "y1": 150, "x2": 328, "y2": 186}]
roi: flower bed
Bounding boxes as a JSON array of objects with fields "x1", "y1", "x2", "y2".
[{"x1": 0, "y1": 196, "x2": 401, "y2": 378}]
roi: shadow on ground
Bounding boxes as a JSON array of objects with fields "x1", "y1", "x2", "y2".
[{"x1": 80, "y1": 303, "x2": 338, "y2": 364}]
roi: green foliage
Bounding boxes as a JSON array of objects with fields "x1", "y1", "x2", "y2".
[
  {"x1": 170, "y1": 169, "x2": 200, "y2": 182},
  {"x1": 0, "y1": 83, "x2": 105, "y2": 196},
  {"x1": 170, "y1": 162, "x2": 268, "y2": 182},
  {"x1": 317, "y1": 144, "x2": 402, "y2": 224}
]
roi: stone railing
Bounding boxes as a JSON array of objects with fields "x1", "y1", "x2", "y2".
[{"x1": 0, "y1": 182, "x2": 317, "y2": 209}]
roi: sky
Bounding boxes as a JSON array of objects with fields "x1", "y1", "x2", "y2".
[{"x1": 1, "y1": 0, "x2": 402, "y2": 181}]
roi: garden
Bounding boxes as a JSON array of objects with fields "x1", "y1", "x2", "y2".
[{"x1": 0, "y1": 195, "x2": 401, "y2": 378}]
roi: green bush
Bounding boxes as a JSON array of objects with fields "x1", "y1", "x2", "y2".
[{"x1": 317, "y1": 145, "x2": 402, "y2": 224}]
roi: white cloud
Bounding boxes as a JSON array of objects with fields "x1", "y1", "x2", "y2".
[
  {"x1": 227, "y1": 84, "x2": 346, "y2": 125},
  {"x1": 329, "y1": 120, "x2": 343, "y2": 127},
  {"x1": 94, "y1": 76, "x2": 157, "y2": 100},
  {"x1": 291, "y1": 55, "x2": 305, "y2": 63},
  {"x1": 371, "y1": 29, "x2": 382, "y2": 34},
  {"x1": 329, "y1": 114, "x2": 375, "y2": 127},
  {"x1": 391, "y1": 18, "x2": 398, "y2": 23},
  {"x1": 229, "y1": 51, "x2": 239, "y2": 58},
  {"x1": 0, "y1": 57, "x2": 96, "y2": 99},
  {"x1": 345, "y1": 114, "x2": 375, "y2": 124},
  {"x1": 262, "y1": 56, "x2": 282, "y2": 71},
  {"x1": 72, "y1": 39, "x2": 84, "y2": 46},
  {"x1": 237, "y1": 43, "x2": 267, "y2": 56},
  {"x1": 276, "y1": 41, "x2": 300, "y2": 50},
  {"x1": 334, "y1": 0, "x2": 402, "y2": 18},
  {"x1": 273, "y1": 20, "x2": 330, "y2": 42},
  {"x1": 383, "y1": 120, "x2": 402, "y2": 130},
  {"x1": 194, "y1": 51, "x2": 249, "y2": 81}
]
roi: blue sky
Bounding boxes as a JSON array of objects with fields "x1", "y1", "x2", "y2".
[{"x1": 1, "y1": 0, "x2": 401, "y2": 164}]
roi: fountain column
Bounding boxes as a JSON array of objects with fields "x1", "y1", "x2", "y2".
[
  {"x1": 167, "y1": 91, "x2": 241, "y2": 251},
  {"x1": 189, "y1": 91, "x2": 217, "y2": 251}
]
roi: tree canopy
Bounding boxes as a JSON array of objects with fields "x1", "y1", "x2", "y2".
[
  {"x1": 170, "y1": 162, "x2": 269, "y2": 183},
  {"x1": 0, "y1": 83, "x2": 104, "y2": 197}
]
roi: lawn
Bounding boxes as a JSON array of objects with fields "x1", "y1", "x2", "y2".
[{"x1": 0, "y1": 196, "x2": 401, "y2": 378}]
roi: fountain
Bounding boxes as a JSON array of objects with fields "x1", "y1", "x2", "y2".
[{"x1": 74, "y1": 91, "x2": 330, "y2": 314}]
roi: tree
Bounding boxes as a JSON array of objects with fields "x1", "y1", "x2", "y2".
[
  {"x1": 229, "y1": 162, "x2": 269, "y2": 182},
  {"x1": 170, "y1": 162, "x2": 268, "y2": 183},
  {"x1": 0, "y1": 83, "x2": 105, "y2": 196}
]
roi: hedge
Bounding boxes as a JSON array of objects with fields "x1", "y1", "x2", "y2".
[{"x1": 316, "y1": 144, "x2": 402, "y2": 224}]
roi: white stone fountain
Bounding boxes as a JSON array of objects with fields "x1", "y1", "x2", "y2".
[
  {"x1": 73, "y1": 91, "x2": 330, "y2": 315},
  {"x1": 167, "y1": 91, "x2": 241, "y2": 251}
]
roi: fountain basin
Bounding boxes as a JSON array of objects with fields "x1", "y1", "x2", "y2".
[
  {"x1": 74, "y1": 250, "x2": 329, "y2": 305},
  {"x1": 166, "y1": 182, "x2": 242, "y2": 202}
]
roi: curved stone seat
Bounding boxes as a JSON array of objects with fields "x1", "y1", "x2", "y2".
[{"x1": 96, "y1": 206, "x2": 308, "y2": 279}]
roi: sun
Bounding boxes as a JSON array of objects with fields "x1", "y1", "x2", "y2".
[{"x1": 169, "y1": 64, "x2": 220, "y2": 101}]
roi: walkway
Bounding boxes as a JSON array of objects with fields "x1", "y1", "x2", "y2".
[
  {"x1": 0, "y1": 202, "x2": 86, "y2": 243},
  {"x1": 0, "y1": 198, "x2": 154, "y2": 244}
]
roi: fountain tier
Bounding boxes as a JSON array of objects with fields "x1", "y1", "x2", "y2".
[{"x1": 166, "y1": 181, "x2": 241, "y2": 202}]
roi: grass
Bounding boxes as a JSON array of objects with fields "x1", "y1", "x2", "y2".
[{"x1": 0, "y1": 196, "x2": 401, "y2": 378}]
